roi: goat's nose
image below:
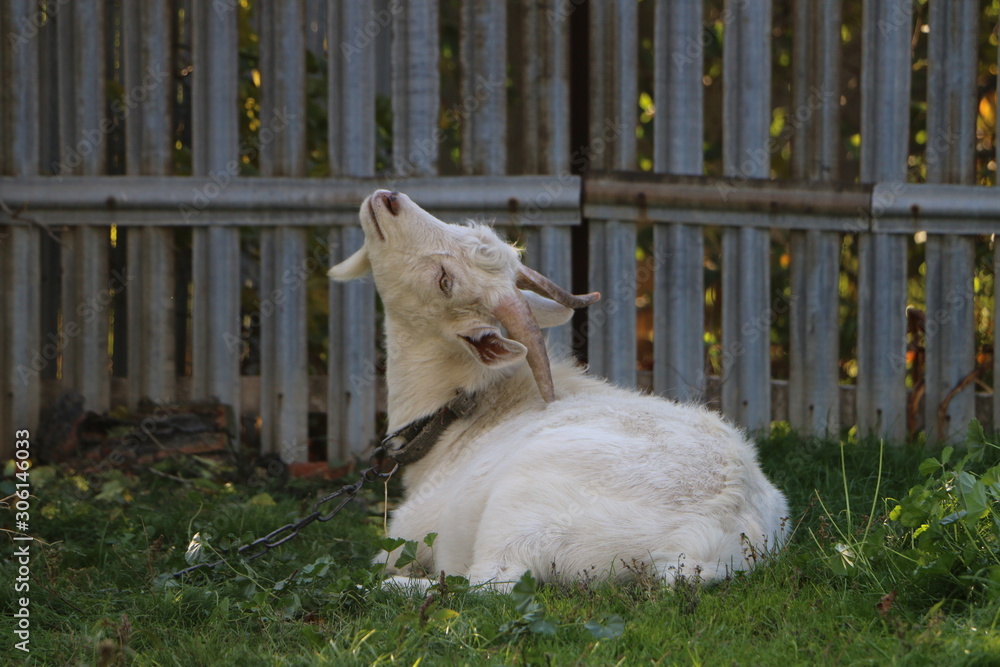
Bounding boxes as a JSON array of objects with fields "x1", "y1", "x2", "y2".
[{"x1": 381, "y1": 191, "x2": 400, "y2": 216}]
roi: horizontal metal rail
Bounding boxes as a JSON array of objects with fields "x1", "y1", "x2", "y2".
[
  {"x1": 584, "y1": 173, "x2": 1000, "y2": 235},
  {"x1": 5, "y1": 173, "x2": 997, "y2": 234},
  {"x1": 0, "y1": 175, "x2": 582, "y2": 227}
]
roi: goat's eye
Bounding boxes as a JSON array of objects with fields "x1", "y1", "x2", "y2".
[{"x1": 438, "y1": 268, "x2": 453, "y2": 296}]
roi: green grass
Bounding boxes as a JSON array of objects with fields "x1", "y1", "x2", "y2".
[{"x1": 5, "y1": 428, "x2": 1000, "y2": 665}]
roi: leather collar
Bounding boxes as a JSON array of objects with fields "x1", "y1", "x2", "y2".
[{"x1": 379, "y1": 390, "x2": 478, "y2": 465}]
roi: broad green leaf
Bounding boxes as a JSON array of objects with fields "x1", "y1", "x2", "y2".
[
  {"x1": 375, "y1": 537, "x2": 406, "y2": 553},
  {"x1": 281, "y1": 593, "x2": 302, "y2": 620},
  {"x1": 939, "y1": 510, "x2": 967, "y2": 526},
  {"x1": 529, "y1": 618, "x2": 558, "y2": 636},
  {"x1": 918, "y1": 457, "x2": 941, "y2": 478},
  {"x1": 940, "y1": 446, "x2": 954, "y2": 467},
  {"x1": 511, "y1": 571, "x2": 540, "y2": 613},
  {"x1": 585, "y1": 614, "x2": 626, "y2": 639},
  {"x1": 300, "y1": 624, "x2": 326, "y2": 648},
  {"x1": 423, "y1": 532, "x2": 438, "y2": 548},
  {"x1": 956, "y1": 473, "x2": 990, "y2": 527},
  {"x1": 393, "y1": 540, "x2": 419, "y2": 569},
  {"x1": 967, "y1": 418, "x2": 988, "y2": 457}
]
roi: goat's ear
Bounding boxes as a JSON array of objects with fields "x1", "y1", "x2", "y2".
[
  {"x1": 327, "y1": 246, "x2": 371, "y2": 281},
  {"x1": 456, "y1": 326, "x2": 527, "y2": 368},
  {"x1": 522, "y1": 290, "x2": 574, "y2": 328}
]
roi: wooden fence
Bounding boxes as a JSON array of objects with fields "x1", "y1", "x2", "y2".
[{"x1": 1, "y1": 0, "x2": 998, "y2": 463}]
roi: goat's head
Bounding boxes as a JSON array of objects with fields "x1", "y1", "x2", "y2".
[{"x1": 328, "y1": 190, "x2": 599, "y2": 403}]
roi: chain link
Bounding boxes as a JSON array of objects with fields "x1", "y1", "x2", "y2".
[{"x1": 171, "y1": 451, "x2": 398, "y2": 579}]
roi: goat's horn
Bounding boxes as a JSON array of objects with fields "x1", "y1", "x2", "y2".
[
  {"x1": 493, "y1": 291, "x2": 555, "y2": 403},
  {"x1": 516, "y1": 265, "x2": 601, "y2": 309}
]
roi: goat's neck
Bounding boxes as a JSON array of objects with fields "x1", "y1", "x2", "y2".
[{"x1": 383, "y1": 321, "x2": 498, "y2": 432}]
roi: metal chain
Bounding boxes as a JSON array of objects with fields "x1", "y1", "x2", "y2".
[{"x1": 171, "y1": 450, "x2": 399, "y2": 579}]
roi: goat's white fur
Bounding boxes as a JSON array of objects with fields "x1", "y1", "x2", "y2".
[{"x1": 330, "y1": 190, "x2": 789, "y2": 592}]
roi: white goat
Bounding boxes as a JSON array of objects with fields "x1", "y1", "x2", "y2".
[{"x1": 329, "y1": 190, "x2": 788, "y2": 592}]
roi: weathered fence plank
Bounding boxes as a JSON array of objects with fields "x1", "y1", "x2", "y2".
[
  {"x1": 508, "y1": 0, "x2": 580, "y2": 348},
  {"x1": 788, "y1": 0, "x2": 842, "y2": 437},
  {"x1": 259, "y1": 0, "x2": 310, "y2": 462},
  {"x1": 721, "y1": 0, "x2": 772, "y2": 433},
  {"x1": 57, "y1": 0, "x2": 110, "y2": 416},
  {"x1": 191, "y1": 0, "x2": 242, "y2": 423},
  {"x1": 996, "y1": 16, "x2": 1000, "y2": 436},
  {"x1": 124, "y1": 0, "x2": 175, "y2": 408},
  {"x1": 587, "y1": 0, "x2": 638, "y2": 387},
  {"x1": 460, "y1": 0, "x2": 506, "y2": 176},
  {"x1": 392, "y1": 0, "x2": 439, "y2": 176},
  {"x1": 652, "y1": 0, "x2": 705, "y2": 402},
  {"x1": 306, "y1": 0, "x2": 327, "y2": 57},
  {"x1": 923, "y1": 0, "x2": 978, "y2": 444},
  {"x1": 0, "y1": 0, "x2": 42, "y2": 460},
  {"x1": 503, "y1": 0, "x2": 575, "y2": 354},
  {"x1": 857, "y1": 0, "x2": 912, "y2": 442},
  {"x1": 328, "y1": 0, "x2": 378, "y2": 459}
]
